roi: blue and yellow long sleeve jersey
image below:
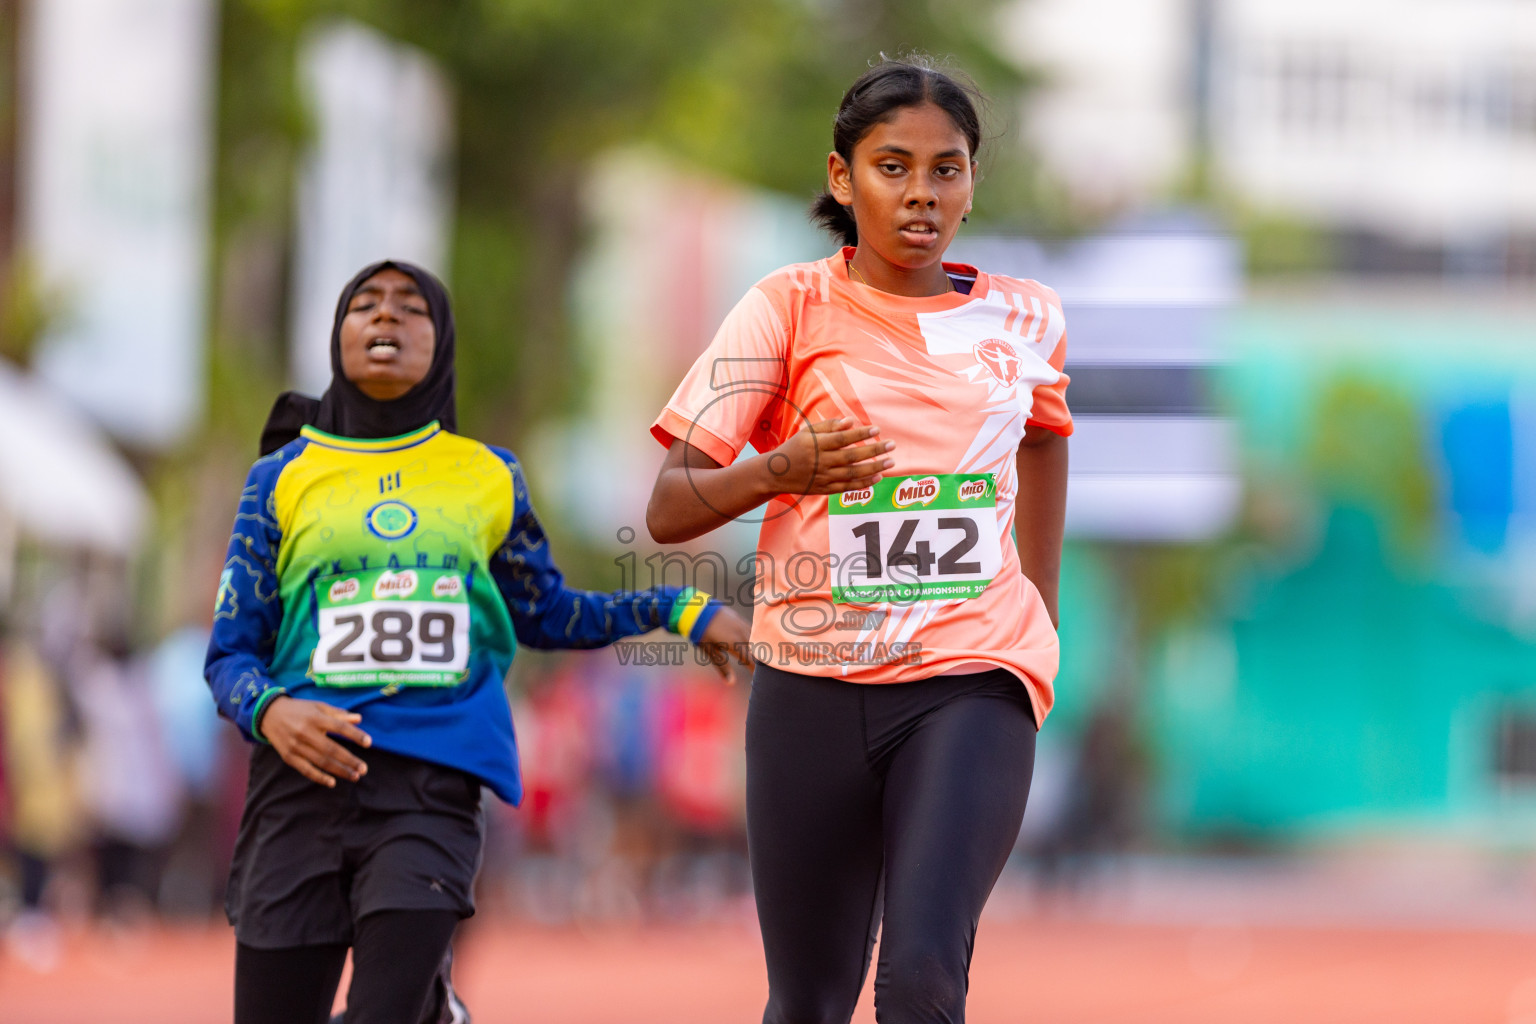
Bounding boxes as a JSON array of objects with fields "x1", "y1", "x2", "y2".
[{"x1": 205, "y1": 421, "x2": 719, "y2": 804}]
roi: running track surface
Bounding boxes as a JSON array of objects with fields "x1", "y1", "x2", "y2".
[{"x1": 5, "y1": 916, "x2": 1536, "y2": 1023}]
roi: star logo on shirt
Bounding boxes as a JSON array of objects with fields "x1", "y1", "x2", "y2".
[{"x1": 972, "y1": 338, "x2": 1022, "y2": 387}]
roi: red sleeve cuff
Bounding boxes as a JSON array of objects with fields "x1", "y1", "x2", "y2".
[
  {"x1": 1026, "y1": 418, "x2": 1074, "y2": 438},
  {"x1": 651, "y1": 408, "x2": 740, "y2": 466}
]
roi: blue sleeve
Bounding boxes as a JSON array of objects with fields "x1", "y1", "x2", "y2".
[
  {"x1": 487, "y1": 448, "x2": 723, "y2": 650},
  {"x1": 204, "y1": 446, "x2": 296, "y2": 741}
]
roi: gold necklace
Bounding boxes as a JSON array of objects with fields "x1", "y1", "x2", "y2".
[{"x1": 846, "y1": 260, "x2": 954, "y2": 294}]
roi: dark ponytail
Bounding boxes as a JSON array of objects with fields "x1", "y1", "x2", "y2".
[
  {"x1": 810, "y1": 55, "x2": 985, "y2": 249},
  {"x1": 811, "y1": 191, "x2": 860, "y2": 247}
]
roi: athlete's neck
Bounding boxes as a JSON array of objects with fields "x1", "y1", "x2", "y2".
[{"x1": 846, "y1": 246, "x2": 953, "y2": 298}]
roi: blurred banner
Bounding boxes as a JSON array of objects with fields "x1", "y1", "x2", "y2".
[
  {"x1": 952, "y1": 222, "x2": 1243, "y2": 541},
  {"x1": 21, "y1": 0, "x2": 216, "y2": 449},
  {"x1": 288, "y1": 20, "x2": 454, "y2": 395}
]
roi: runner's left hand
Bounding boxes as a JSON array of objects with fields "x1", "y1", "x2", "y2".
[{"x1": 697, "y1": 607, "x2": 754, "y2": 683}]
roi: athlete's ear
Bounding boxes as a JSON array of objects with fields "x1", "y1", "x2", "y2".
[{"x1": 828, "y1": 152, "x2": 854, "y2": 206}]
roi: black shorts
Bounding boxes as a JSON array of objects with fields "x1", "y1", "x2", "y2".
[{"x1": 226, "y1": 743, "x2": 484, "y2": 950}]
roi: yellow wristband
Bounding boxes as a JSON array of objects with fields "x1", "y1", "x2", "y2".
[{"x1": 674, "y1": 589, "x2": 712, "y2": 641}]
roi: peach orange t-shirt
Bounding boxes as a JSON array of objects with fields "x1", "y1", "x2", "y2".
[{"x1": 652, "y1": 247, "x2": 1070, "y2": 724}]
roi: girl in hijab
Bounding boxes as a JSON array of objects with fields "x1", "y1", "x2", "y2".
[{"x1": 207, "y1": 260, "x2": 751, "y2": 1024}]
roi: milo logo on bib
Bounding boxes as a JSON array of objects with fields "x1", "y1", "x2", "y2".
[
  {"x1": 372, "y1": 569, "x2": 418, "y2": 600},
  {"x1": 828, "y1": 473, "x2": 1001, "y2": 604},
  {"x1": 958, "y1": 479, "x2": 989, "y2": 502},
  {"x1": 839, "y1": 487, "x2": 874, "y2": 508},
  {"x1": 893, "y1": 476, "x2": 940, "y2": 508},
  {"x1": 328, "y1": 578, "x2": 361, "y2": 603}
]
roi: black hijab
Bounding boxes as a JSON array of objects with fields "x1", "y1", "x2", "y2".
[{"x1": 259, "y1": 259, "x2": 457, "y2": 455}]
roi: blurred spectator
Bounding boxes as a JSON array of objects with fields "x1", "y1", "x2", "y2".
[
  {"x1": 649, "y1": 676, "x2": 749, "y2": 921},
  {"x1": 485, "y1": 658, "x2": 750, "y2": 926},
  {"x1": 1030, "y1": 694, "x2": 1147, "y2": 891},
  {"x1": 1, "y1": 636, "x2": 84, "y2": 969},
  {"x1": 516, "y1": 664, "x2": 596, "y2": 853},
  {"x1": 70, "y1": 633, "x2": 183, "y2": 919},
  {"x1": 149, "y1": 625, "x2": 221, "y2": 800},
  {"x1": 148, "y1": 624, "x2": 230, "y2": 916},
  {"x1": 654, "y1": 676, "x2": 744, "y2": 834}
]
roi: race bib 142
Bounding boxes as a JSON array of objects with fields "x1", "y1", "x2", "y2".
[
  {"x1": 828, "y1": 473, "x2": 1001, "y2": 604},
  {"x1": 311, "y1": 567, "x2": 471, "y2": 687}
]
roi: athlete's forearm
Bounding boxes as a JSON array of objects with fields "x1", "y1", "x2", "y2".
[
  {"x1": 508, "y1": 583, "x2": 718, "y2": 649},
  {"x1": 647, "y1": 439, "x2": 777, "y2": 544},
  {"x1": 205, "y1": 648, "x2": 285, "y2": 740},
  {"x1": 490, "y1": 475, "x2": 725, "y2": 646},
  {"x1": 1013, "y1": 426, "x2": 1068, "y2": 628}
]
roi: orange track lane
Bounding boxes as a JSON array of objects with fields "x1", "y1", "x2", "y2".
[{"x1": 3, "y1": 915, "x2": 1534, "y2": 1023}]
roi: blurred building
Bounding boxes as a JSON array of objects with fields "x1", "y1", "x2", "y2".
[
  {"x1": 1000, "y1": 0, "x2": 1194, "y2": 214},
  {"x1": 1214, "y1": 0, "x2": 1536, "y2": 249},
  {"x1": 1007, "y1": 0, "x2": 1536, "y2": 273}
]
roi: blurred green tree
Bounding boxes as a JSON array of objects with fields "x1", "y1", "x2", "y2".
[
  {"x1": 207, "y1": 0, "x2": 1038, "y2": 447},
  {"x1": 1304, "y1": 371, "x2": 1437, "y2": 557}
]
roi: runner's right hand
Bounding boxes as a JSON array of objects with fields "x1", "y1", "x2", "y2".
[
  {"x1": 765, "y1": 417, "x2": 894, "y2": 496},
  {"x1": 697, "y1": 606, "x2": 756, "y2": 684},
  {"x1": 259, "y1": 696, "x2": 372, "y2": 787}
]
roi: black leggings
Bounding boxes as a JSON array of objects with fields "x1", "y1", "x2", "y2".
[
  {"x1": 234, "y1": 909, "x2": 458, "y2": 1024},
  {"x1": 747, "y1": 665, "x2": 1036, "y2": 1024}
]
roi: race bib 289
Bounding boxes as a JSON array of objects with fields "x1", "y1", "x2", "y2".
[{"x1": 311, "y1": 567, "x2": 471, "y2": 687}]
